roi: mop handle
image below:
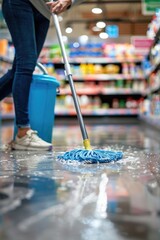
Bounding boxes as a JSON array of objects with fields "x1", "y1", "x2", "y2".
[{"x1": 52, "y1": 13, "x2": 91, "y2": 150}]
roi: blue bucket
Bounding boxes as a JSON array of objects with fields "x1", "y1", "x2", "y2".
[{"x1": 14, "y1": 74, "x2": 60, "y2": 143}]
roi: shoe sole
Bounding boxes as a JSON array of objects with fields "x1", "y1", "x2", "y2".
[{"x1": 12, "y1": 143, "x2": 52, "y2": 151}]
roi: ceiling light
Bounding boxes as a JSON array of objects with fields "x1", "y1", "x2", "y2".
[
  {"x1": 99, "y1": 32, "x2": 109, "y2": 39},
  {"x1": 73, "y1": 42, "x2": 80, "y2": 48},
  {"x1": 65, "y1": 27, "x2": 73, "y2": 34},
  {"x1": 96, "y1": 21, "x2": 106, "y2": 29},
  {"x1": 92, "y1": 8, "x2": 103, "y2": 14},
  {"x1": 79, "y1": 35, "x2": 89, "y2": 45},
  {"x1": 58, "y1": 16, "x2": 63, "y2": 22},
  {"x1": 62, "y1": 36, "x2": 68, "y2": 43}
]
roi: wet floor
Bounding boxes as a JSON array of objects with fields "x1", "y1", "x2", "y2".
[{"x1": 0, "y1": 118, "x2": 160, "y2": 240}]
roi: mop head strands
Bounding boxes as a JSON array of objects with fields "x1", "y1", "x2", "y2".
[{"x1": 57, "y1": 149, "x2": 123, "y2": 164}]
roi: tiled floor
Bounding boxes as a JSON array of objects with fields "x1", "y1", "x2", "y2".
[{"x1": 0, "y1": 118, "x2": 160, "y2": 240}]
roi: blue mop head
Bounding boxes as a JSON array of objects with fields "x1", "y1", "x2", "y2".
[{"x1": 57, "y1": 149, "x2": 123, "y2": 164}]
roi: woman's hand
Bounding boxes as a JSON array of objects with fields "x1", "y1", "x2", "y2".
[{"x1": 46, "y1": 0, "x2": 72, "y2": 14}]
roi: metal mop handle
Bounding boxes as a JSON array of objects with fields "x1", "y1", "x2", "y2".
[{"x1": 53, "y1": 13, "x2": 91, "y2": 150}]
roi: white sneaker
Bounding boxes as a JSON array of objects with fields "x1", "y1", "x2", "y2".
[{"x1": 11, "y1": 130, "x2": 52, "y2": 151}]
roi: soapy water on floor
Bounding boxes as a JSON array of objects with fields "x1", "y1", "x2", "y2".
[
  {"x1": 0, "y1": 123, "x2": 159, "y2": 240},
  {"x1": 0, "y1": 145, "x2": 159, "y2": 240},
  {"x1": 13, "y1": 147, "x2": 160, "y2": 238}
]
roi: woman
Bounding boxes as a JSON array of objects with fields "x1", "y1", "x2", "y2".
[{"x1": 0, "y1": 0, "x2": 77, "y2": 151}]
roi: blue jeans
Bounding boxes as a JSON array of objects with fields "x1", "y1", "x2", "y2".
[{"x1": 0, "y1": 0, "x2": 50, "y2": 128}]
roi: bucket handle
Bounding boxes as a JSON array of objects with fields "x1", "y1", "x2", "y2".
[
  {"x1": 36, "y1": 62, "x2": 60, "y2": 94},
  {"x1": 36, "y1": 62, "x2": 48, "y2": 75}
]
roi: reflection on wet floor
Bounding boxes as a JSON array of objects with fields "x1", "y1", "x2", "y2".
[{"x1": 0, "y1": 120, "x2": 160, "y2": 240}]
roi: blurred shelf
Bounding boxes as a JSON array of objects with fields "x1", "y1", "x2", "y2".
[
  {"x1": 72, "y1": 74, "x2": 144, "y2": 81},
  {"x1": 59, "y1": 88, "x2": 144, "y2": 96},
  {"x1": 101, "y1": 89, "x2": 143, "y2": 95},
  {"x1": 41, "y1": 57, "x2": 143, "y2": 64},
  {"x1": 59, "y1": 88, "x2": 100, "y2": 95},
  {"x1": 0, "y1": 56, "x2": 13, "y2": 64},
  {"x1": 55, "y1": 108, "x2": 139, "y2": 116},
  {"x1": 1, "y1": 113, "x2": 14, "y2": 120},
  {"x1": 1, "y1": 109, "x2": 139, "y2": 119}
]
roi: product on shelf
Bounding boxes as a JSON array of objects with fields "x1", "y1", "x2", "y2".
[
  {"x1": 150, "y1": 93, "x2": 160, "y2": 116},
  {"x1": 149, "y1": 71, "x2": 160, "y2": 91},
  {"x1": 112, "y1": 98, "x2": 119, "y2": 108},
  {"x1": 69, "y1": 42, "x2": 104, "y2": 58},
  {"x1": 38, "y1": 42, "x2": 144, "y2": 63},
  {"x1": 147, "y1": 9, "x2": 160, "y2": 39},
  {"x1": 0, "y1": 39, "x2": 8, "y2": 56},
  {"x1": 0, "y1": 97, "x2": 14, "y2": 115},
  {"x1": 104, "y1": 64, "x2": 120, "y2": 74},
  {"x1": 150, "y1": 42, "x2": 160, "y2": 65},
  {"x1": 103, "y1": 43, "x2": 137, "y2": 60},
  {"x1": 139, "y1": 92, "x2": 160, "y2": 116}
]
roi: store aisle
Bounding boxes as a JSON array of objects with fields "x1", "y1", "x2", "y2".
[{"x1": 0, "y1": 119, "x2": 160, "y2": 240}]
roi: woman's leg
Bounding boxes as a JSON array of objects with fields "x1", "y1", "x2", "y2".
[
  {"x1": 2, "y1": 0, "x2": 52, "y2": 150},
  {"x1": 33, "y1": 6, "x2": 50, "y2": 58},
  {"x1": 2, "y1": 0, "x2": 38, "y2": 129},
  {"x1": 17, "y1": 5, "x2": 50, "y2": 138},
  {"x1": 0, "y1": 6, "x2": 50, "y2": 102}
]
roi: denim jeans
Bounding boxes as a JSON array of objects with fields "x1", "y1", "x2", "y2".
[{"x1": 0, "y1": 0, "x2": 50, "y2": 128}]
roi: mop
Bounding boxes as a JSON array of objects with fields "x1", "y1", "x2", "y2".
[{"x1": 52, "y1": 13, "x2": 123, "y2": 163}]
